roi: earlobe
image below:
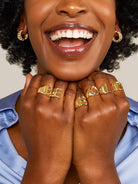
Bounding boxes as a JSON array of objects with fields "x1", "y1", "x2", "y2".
[
  {"x1": 17, "y1": 13, "x2": 28, "y2": 41},
  {"x1": 112, "y1": 20, "x2": 123, "y2": 43},
  {"x1": 17, "y1": 29, "x2": 28, "y2": 41},
  {"x1": 112, "y1": 31, "x2": 123, "y2": 43},
  {"x1": 114, "y1": 19, "x2": 121, "y2": 32},
  {"x1": 17, "y1": 13, "x2": 28, "y2": 34}
]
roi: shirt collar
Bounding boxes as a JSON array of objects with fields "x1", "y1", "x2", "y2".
[
  {"x1": 0, "y1": 90, "x2": 22, "y2": 130},
  {"x1": 127, "y1": 97, "x2": 138, "y2": 128},
  {"x1": 0, "y1": 91, "x2": 138, "y2": 129},
  {"x1": 0, "y1": 90, "x2": 22, "y2": 110}
]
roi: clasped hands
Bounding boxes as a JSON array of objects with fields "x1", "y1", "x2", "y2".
[{"x1": 20, "y1": 72, "x2": 129, "y2": 184}]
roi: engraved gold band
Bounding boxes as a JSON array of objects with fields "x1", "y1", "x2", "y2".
[
  {"x1": 75, "y1": 96, "x2": 88, "y2": 108},
  {"x1": 86, "y1": 86, "x2": 99, "y2": 98},
  {"x1": 112, "y1": 81, "x2": 124, "y2": 91},
  {"x1": 38, "y1": 85, "x2": 63, "y2": 98}
]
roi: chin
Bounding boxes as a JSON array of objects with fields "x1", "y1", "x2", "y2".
[{"x1": 52, "y1": 71, "x2": 90, "y2": 82}]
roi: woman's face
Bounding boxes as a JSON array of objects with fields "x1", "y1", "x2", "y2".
[{"x1": 23, "y1": 0, "x2": 117, "y2": 81}]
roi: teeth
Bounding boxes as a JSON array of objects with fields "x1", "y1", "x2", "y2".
[
  {"x1": 50, "y1": 29, "x2": 94, "y2": 41},
  {"x1": 61, "y1": 31, "x2": 66, "y2": 38},
  {"x1": 73, "y1": 30, "x2": 80, "y2": 38},
  {"x1": 66, "y1": 30, "x2": 73, "y2": 38}
]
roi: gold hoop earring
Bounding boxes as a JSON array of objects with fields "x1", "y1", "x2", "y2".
[
  {"x1": 17, "y1": 30, "x2": 28, "y2": 41},
  {"x1": 112, "y1": 31, "x2": 123, "y2": 43}
]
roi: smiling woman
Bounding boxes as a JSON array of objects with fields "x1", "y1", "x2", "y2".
[{"x1": 0, "y1": 0, "x2": 138, "y2": 184}]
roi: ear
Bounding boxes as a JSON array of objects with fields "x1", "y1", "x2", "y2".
[
  {"x1": 114, "y1": 19, "x2": 121, "y2": 32},
  {"x1": 17, "y1": 12, "x2": 28, "y2": 34}
]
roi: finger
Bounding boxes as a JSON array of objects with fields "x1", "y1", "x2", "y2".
[
  {"x1": 37, "y1": 74, "x2": 56, "y2": 102},
  {"x1": 50, "y1": 80, "x2": 68, "y2": 110},
  {"x1": 78, "y1": 79, "x2": 101, "y2": 110},
  {"x1": 25, "y1": 75, "x2": 42, "y2": 100},
  {"x1": 21, "y1": 74, "x2": 33, "y2": 97},
  {"x1": 64, "y1": 82, "x2": 77, "y2": 115},
  {"x1": 90, "y1": 72, "x2": 115, "y2": 102},
  {"x1": 75, "y1": 87, "x2": 88, "y2": 116},
  {"x1": 105, "y1": 73, "x2": 126, "y2": 98}
]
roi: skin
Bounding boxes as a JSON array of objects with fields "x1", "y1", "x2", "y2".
[
  {"x1": 8, "y1": 0, "x2": 129, "y2": 183},
  {"x1": 20, "y1": 0, "x2": 118, "y2": 81}
]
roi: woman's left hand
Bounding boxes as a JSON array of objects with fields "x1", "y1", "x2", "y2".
[{"x1": 73, "y1": 72, "x2": 129, "y2": 184}]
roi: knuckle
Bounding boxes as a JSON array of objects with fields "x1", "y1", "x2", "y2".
[
  {"x1": 108, "y1": 103, "x2": 118, "y2": 114},
  {"x1": 43, "y1": 74, "x2": 56, "y2": 82},
  {"x1": 49, "y1": 111, "x2": 70, "y2": 127},
  {"x1": 66, "y1": 88, "x2": 76, "y2": 97},
  {"x1": 94, "y1": 72, "x2": 106, "y2": 80},
  {"x1": 33, "y1": 74, "x2": 42, "y2": 81},
  {"x1": 97, "y1": 102, "x2": 118, "y2": 116},
  {"x1": 106, "y1": 73, "x2": 117, "y2": 81},
  {"x1": 79, "y1": 114, "x2": 90, "y2": 127},
  {"x1": 20, "y1": 91, "x2": 25, "y2": 99},
  {"x1": 121, "y1": 99, "x2": 130, "y2": 111},
  {"x1": 52, "y1": 111, "x2": 60, "y2": 120},
  {"x1": 81, "y1": 80, "x2": 95, "y2": 91},
  {"x1": 63, "y1": 113, "x2": 72, "y2": 125},
  {"x1": 100, "y1": 102, "x2": 117, "y2": 114},
  {"x1": 55, "y1": 80, "x2": 67, "y2": 88},
  {"x1": 85, "y1": 80, "x2": 94, "y2": 86},
  {"x1": 22, "y1": 99, "x2": 32, "y2": 110},
  {"x1": 35, "y1": 104, "x2": 45, "y2": 115}
]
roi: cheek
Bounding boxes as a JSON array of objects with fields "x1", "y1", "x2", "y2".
[
  {"x1": 24, "y1": 0, "x2": 55, "y2": 30},
  {"x1": 95, "y1": 2, "x2": 116, "y2": 60},
  {"x1": 96, "y1": 1, "x2": 116, "y2": 33},
  {"x1": 94, "y1": 0, "x2": 116, "y2": 20},
  {"x1": 25, "y1": 0, "x2": 49, "y2": 28},
  {"x1": 24, "y1": 1, "x2": 51, "y2": 60},
  {"x1": 89, "y1": 0, "x2": 116, "y2": 36}
]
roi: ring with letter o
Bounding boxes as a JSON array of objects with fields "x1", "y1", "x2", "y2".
[{"x1": 86, "y1": 86, "x2": 99, "y2": 98}]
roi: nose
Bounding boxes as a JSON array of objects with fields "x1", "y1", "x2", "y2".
[{"x1": 56, "y1": 0, "x2": 88, "y2": 18}]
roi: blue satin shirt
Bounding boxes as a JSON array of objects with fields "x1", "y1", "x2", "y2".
[{"x1": 0, "y1": 91, "x2": 138, "y2": 184}]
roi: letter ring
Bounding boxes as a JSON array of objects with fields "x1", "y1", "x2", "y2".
[
  {"x1": 112, "y1": 81, "x2": 124, "y2": 91},
  {"x1": 75, "y1": 96, "x2": 88, "y2": 109},
  {"x1": 51, "y1": 88, "x2": 63, "y2": 98},
  {"x1": 86, "y1": 86, "x2": 99, "y2": 98},
  {"x1": 38, "y1": 85, "x2": 53, "y2": 97},
  {"x1": 99, "y1": 83, "x2": 112, "y2": 95}
]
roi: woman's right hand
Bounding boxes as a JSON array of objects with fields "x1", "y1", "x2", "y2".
[{"x1": 20, "y1": 74, "x2": 76, "y2": 184}]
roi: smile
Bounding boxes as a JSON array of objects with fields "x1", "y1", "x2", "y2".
[{"x1": 45, "y1": 23, "x2": 97, "y2": 57}]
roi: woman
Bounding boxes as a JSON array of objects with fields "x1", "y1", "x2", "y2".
[{"x1": 0, "y1": 0, "x2": 138, "y2": 183}]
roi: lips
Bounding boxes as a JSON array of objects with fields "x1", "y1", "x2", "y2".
[{"x1": 45, "y1": 23, "x2": 97, "y2": 57}]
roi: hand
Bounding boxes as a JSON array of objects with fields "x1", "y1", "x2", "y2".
[
  {"x1": 73, "y1": 72, "x2": 129, "y2": 184},
  {"x1": 20, "y1": 74, "x2": 77, "y2": 184}
]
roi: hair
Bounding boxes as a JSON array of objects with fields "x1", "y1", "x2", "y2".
[{"x1": 0, "y1": 0, "x2": 138, "y2": 75}]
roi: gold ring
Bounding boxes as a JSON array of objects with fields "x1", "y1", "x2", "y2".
[
  {"x1": 86, "y1": 86, "x2": 99, "y2": 98},
  {"x1": 99, "y1": 83, "x2": 112, "y2": 95},
  {"x1": 38, "y1": 85, "x2": 53, "y2": 97},
  {"x1": 51, "y1": 88, "x2": 63, "y2": 98},
  {"x1": 112, "y1": 81, "x2": 124, "y2": 91},
  {"x1": 75, "y1": 96, "x2": 88, "y2": 108}
]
